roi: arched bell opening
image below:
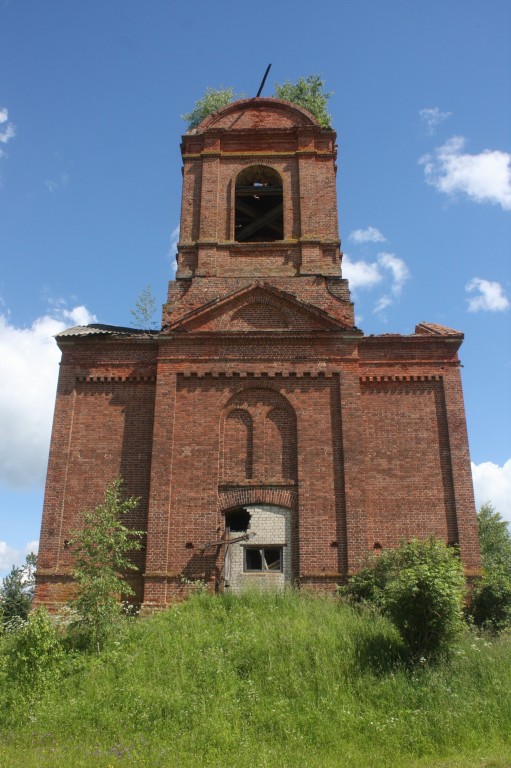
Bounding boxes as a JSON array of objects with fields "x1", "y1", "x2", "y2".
[{"x1": 234, "y1": 165, "x2": 283, "y2": 242}]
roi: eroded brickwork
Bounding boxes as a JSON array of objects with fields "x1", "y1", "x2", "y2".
[{"x1": 35, "y1": 97, "x2": 480, "y2": 608}]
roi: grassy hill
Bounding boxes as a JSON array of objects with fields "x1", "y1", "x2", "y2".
[{"x1": 1, "y1": 590, "x2": 510, "y2": 768}]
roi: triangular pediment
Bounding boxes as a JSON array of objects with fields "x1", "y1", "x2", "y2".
[{"x1": 166, "y1": 283, "x2": 351, "y2": 333}]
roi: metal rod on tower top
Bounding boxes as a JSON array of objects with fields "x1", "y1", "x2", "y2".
[{"x1": 256, "y1": 64, "x2": 272, "y2": 98}]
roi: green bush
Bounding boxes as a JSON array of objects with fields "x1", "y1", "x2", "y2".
[
  {"x1": 470, "y1": 572, "x2": 511, "y2": 632},
  {"x1": 182, "y1": 87, "x2": 239, "y2": 129},
  {"x1": 274, "y1": 74, "x2": 333, "y2": 127},
  {"x1": 341, "y1": 538, "x2": 466, "y2": 661},
  {"x1": 5, "y1": 607, "x2": 63, "y2": 693}
]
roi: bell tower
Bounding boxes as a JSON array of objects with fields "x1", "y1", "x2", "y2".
[{"x1": 163, "y1": 97, "x2": 354, "y2": 330}]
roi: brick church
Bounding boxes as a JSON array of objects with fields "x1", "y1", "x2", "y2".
[{"x1": 35, "y1": 97, "x2": 480, "y2": 608}]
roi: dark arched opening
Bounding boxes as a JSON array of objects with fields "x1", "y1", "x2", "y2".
[{"x1": 234, "y1": 166, "x2": 283, "y2": 242}]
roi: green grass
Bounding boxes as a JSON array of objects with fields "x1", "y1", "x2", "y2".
[{"x1": 1, "y1": 590, "x2": 510, "y2": 767}]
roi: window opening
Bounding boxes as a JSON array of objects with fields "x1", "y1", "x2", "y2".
[
  {"x1": 244, "y1": 547, "x2": 283, "y2": 572},
  {"x1": 225, "y1": 509, "x2": 251, "y2": 533},
  {"x1": 235, "y1": 166, "x2": 283, "y2": 242}
]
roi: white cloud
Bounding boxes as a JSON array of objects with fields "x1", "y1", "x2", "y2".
[
  {"x1": 0, "y1": 539, "x2": 38, "y2": 573},
  {"x1": 0, "y1": 107, "x2": 15, "y2": 159},
  {"x1": 472, "y1": 459, "x2": 511, "y2": 522},
  {"x1": 420, "y1": 136, "x2": 511, "y2": 211},
  {"x1": 373, "y1": 295, "x2": 392, "y2": 314},
  {"x1": 169, "y1": 224, "x2": 180, "y2": 274},
  {"x1": 0, "y1": 123, "x2": 15, "y2": 144},
  {"x1": 419, "y1": 107, "x2": 452, "y2": 135},
  {"x1": 349, "y1": 226, "x2": 386, "y2": 244},
  {"x1": 0, "y1": 304, "x2": 96, "y2": 489},
  {"x1": 342, "y1": 253, "x2": 382, "y2": 290},
  {"x1": 62, "y1": 305, "x2": 95, "y2": 325},
  {"x1": 23, "y1": 540, "x2": 39, "y2": 557},
  {"x1": 343, "y1": 251, "x2": 410, "y2": 316},
  {"x1": 466, "y1": 278, "x2": 509, "y2": 312},
  {"x1": 0, "y1": 541, "x2": 19, "y2": 571},
  {"x1": 44, "y1": 173, "x2": 69, "y2": 193},
  {"x1": 377, "y1": 252, "x2": 409, "y2": 295}
]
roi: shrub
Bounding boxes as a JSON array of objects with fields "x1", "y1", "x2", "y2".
[
  {"x1": 274, "y1": 74, "x2": 332, "y2": 127},
  {"x1": 68, "y1": 479, "x2": 144, "y2": 650},
  {"x1": 341, "y1": 538, "x2": 466, "y2": 661},
  {"x1": 470, "y1": 572, "x2": 511, "y2": 632},
  {"x1": 182, "y1": 87, "x2": 239, "y2": 129},
  {"x1": 6, "y1": 607, "x2": 63, "y2": 693}
]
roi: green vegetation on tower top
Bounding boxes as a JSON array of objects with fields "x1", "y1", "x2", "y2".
[
  {"x1": 182, "y1": 87, "x2": 239, "y2": 130},
  {"x1": 182, "y1": 75, "x2": 332, "y2": 129},
  {"x1": 274, "y1": 75, "x2": 332, "y2": 127}
]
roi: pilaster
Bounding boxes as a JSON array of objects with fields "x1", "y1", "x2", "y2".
[
  {"x1": 442, "y1": 368, "x2": 481, "y2": 574},
  {"x1": 143, "y1": 361, "x2": 177, "y2": 606}
]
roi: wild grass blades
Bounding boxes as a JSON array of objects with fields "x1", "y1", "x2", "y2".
[{"x1": 1, "y1": 590, "x2": 510, "y2": 767}]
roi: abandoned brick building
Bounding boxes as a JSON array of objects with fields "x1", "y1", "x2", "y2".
[{"x1": 35, "y1": 97, "x2": 481, "y2": 608}]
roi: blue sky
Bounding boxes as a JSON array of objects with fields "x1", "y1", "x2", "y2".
[{"x1": 1, "y1": 0, "x2": 510, "y2": 574}]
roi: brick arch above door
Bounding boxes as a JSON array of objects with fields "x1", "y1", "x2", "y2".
[{"x1": 218, "y1": 486, "x2": 298, "y2": 513}]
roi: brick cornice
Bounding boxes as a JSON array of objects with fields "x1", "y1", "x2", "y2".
[
  {"x1": 182, "y1": 149, "x2": 336, "y2": 160},
  {"x1": 360, "y1": 374, "x2": 442, "y2": 383},
  {"x1": 178, "y1": 370, "x2": 333, "y2": 379},
  {"x1": 76, "y1": 374, "x2": 156, "y2": 383}
]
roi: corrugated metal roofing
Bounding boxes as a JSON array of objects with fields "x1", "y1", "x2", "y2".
[{"x1": 56, "y1": 324, "x2": 159, "y2": 338}]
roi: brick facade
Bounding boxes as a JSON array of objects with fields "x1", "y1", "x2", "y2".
[{"x1": 35, "y1": 98, "x2": 480, "y2": 607}]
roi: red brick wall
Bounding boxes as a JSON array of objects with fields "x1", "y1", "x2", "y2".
[
  {"x1": 360, "y1": 378, "x2": 456, "y2": 548},
  {"x1": 35, "y1": 343, "x2": 157, "y2": 605}
]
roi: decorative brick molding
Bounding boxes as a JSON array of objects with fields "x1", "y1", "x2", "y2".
[
  {"x1": 77, "y1": 375, "x2": 156, "y2": 383},
  {"x1": 360, "y1": 374, "x2": 442, "y2": 383},
  {"x1": 178, "y1": 370, "x2": 332, "y2": 379}
]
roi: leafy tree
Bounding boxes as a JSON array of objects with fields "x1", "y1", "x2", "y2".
[
  {"x1": 130, "y1": 285, "x2": 158, "y2": 329},
  {"x1": 0, "y1": 552, "x2": 37, "y2": 629},
  {"x1": 274, "y1": 74, "x2": 333, "y2": 128},
  {"x1": 341, "y1": 538, "x2": 465, "y2": 661},
  {"x1": 182, "y1": 87, "x2": 239, "y2": 129},
  {"x1": 469, "y1": 503, "x2": 511, "y2": 632},
  {"x1": 68, "y1": 479, "x2": 144, "y2": 649},
  {"x1": 477, "y1": 502, "x2": 511, "y2": 573}
]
